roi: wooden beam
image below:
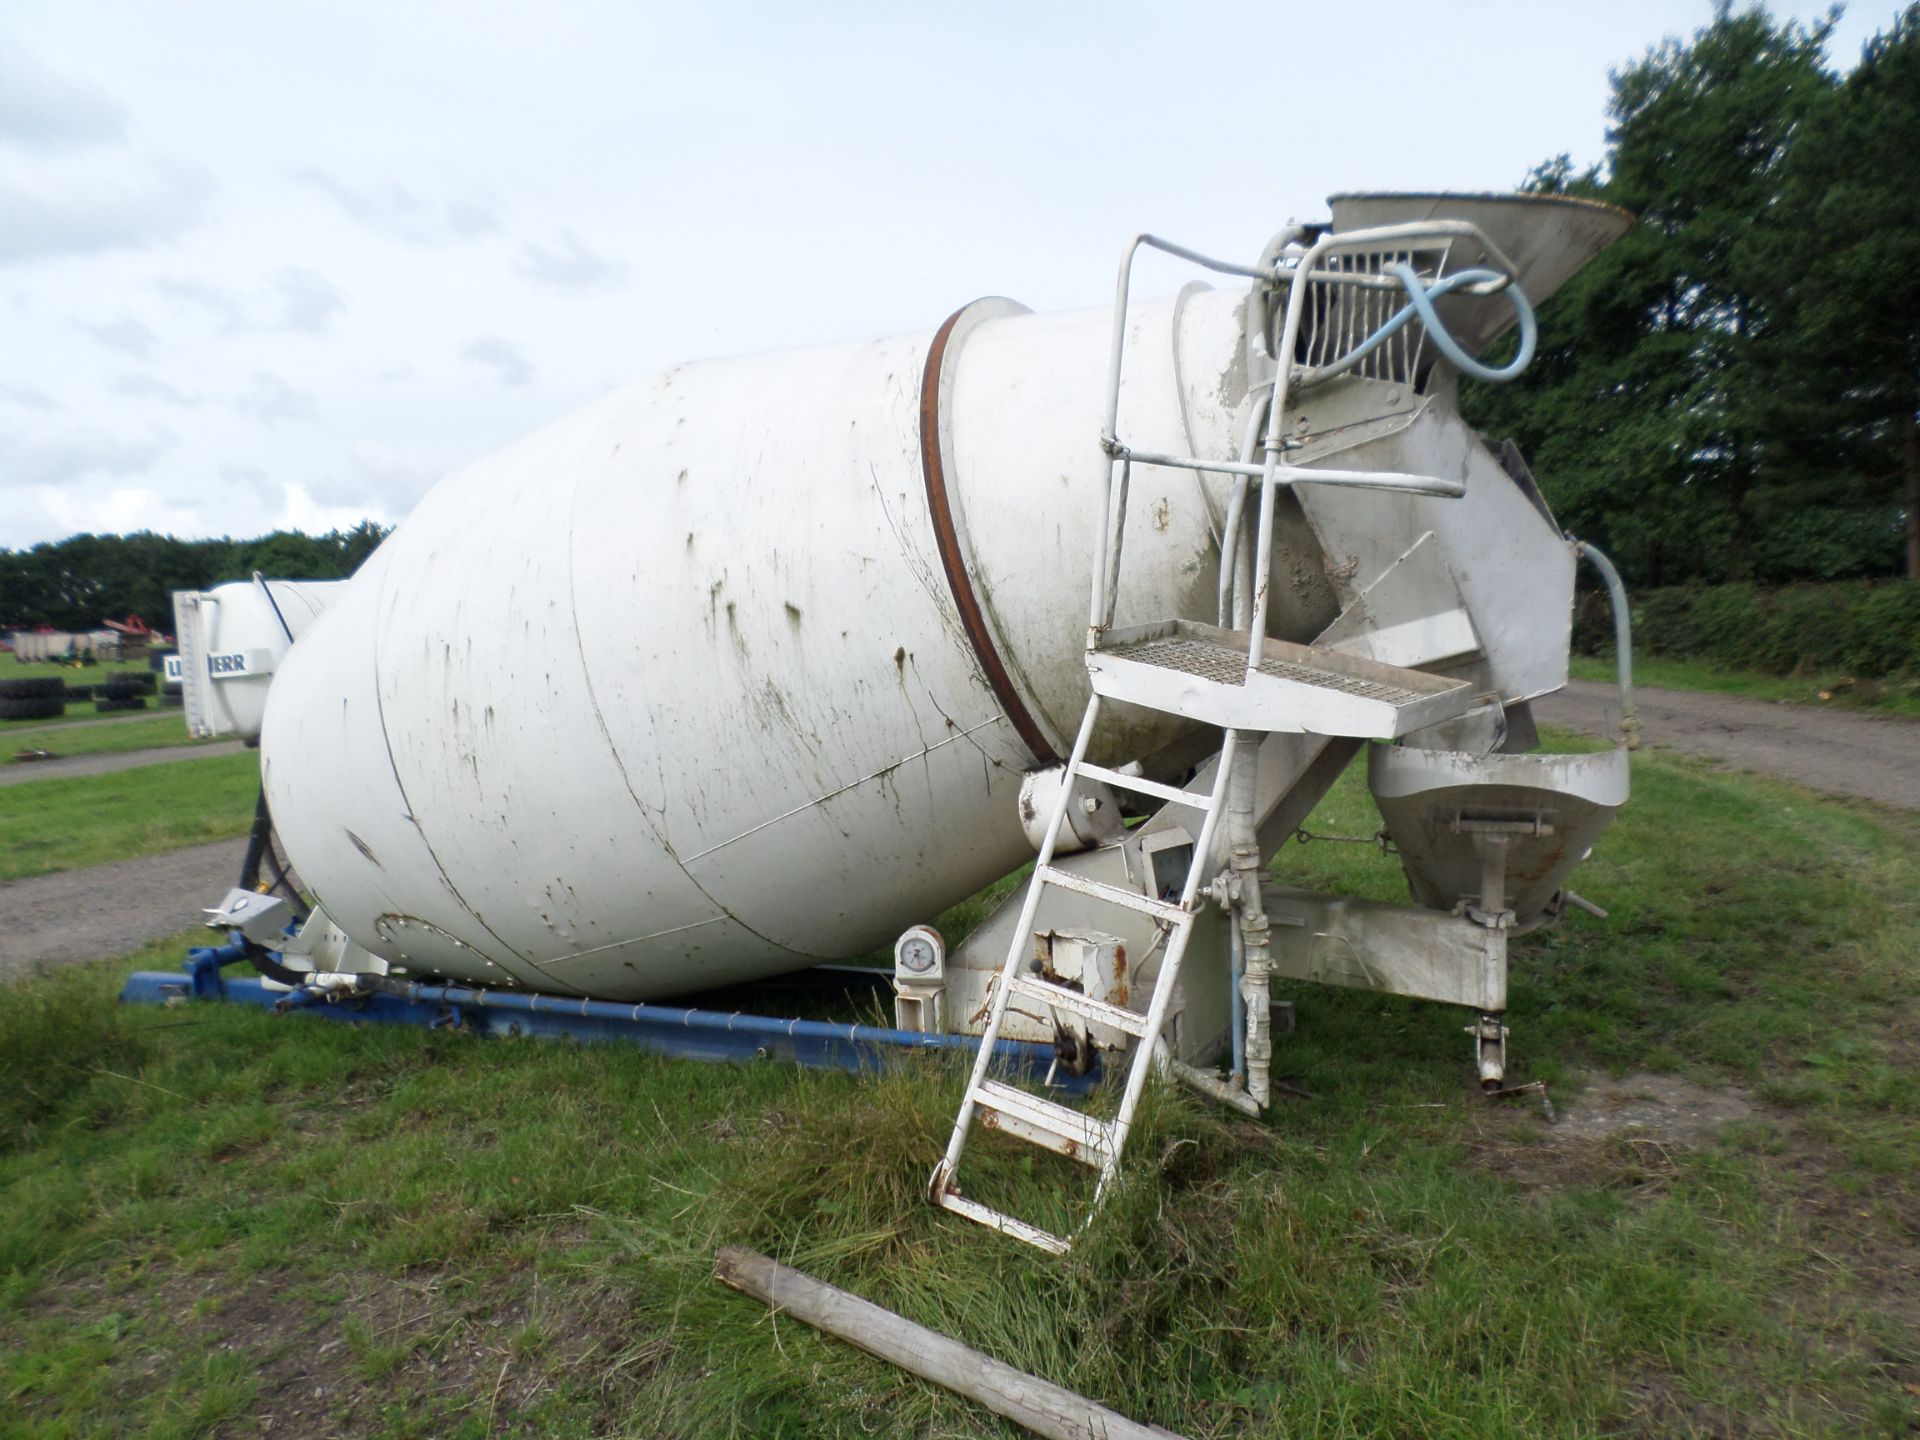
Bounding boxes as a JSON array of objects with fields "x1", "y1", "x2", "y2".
[{"x1": 712, "y1": 1247, "x2": 1187, "y2": 1440}]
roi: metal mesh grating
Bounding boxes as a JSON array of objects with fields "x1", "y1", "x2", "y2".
[
  {"x1": 1253, "y1": 656, "x2": 1423, "y2": 704},
  {"x1": 1105, "y1": 637, "x2": 1429, "y2": 706}
]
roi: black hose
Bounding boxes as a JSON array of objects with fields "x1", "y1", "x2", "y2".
[
  {"x1": 239, "y1": 786, "x2": 272, "y2": 891},
  {"x1": 234, "y1": 784, "x2": 306, "y2": 984},
  {"x1": 241, "y1": 939, "x2": 307, "y2": 988},
  {"x1": 263, "y1": 833, "x2": 306, "y2": 920}
]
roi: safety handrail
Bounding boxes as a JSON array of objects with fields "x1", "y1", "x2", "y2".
[{"x1": 1091, "y1": 218, "x2": 1529, "y2": 645}]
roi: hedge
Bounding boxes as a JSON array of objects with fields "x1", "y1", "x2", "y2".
[{"x1": 1572, "y1": 581, "x2": 1920, "y2": 679}]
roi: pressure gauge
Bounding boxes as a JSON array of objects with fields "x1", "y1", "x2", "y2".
[{"x1": 893, "y1": 925, "x2": 944, "y2": 978}]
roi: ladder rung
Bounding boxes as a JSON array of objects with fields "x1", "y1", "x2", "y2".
[
  {"x1": 971, "y1": 1079, "x2": 1113, "y2": 1164},
  {"x1": 1008, "y1": 974, "x2": 1150, "y2": 1038},
  {"x1": 1034, "y1": 864, "x2": 1191, "y2": 920},
  {"x1": 933, "y1": 1190, "x2": 1072, "y2": 1255},
  {"x1": 1074, "y1": 761, "x2": 1212, "y2": 812}
]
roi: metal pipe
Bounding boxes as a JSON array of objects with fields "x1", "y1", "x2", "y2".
[
  {"x1": 1099, "y1": 457, "x2": 1132, "y2": 630},
  {"x1": 1264, "y1": 463, "x2": 1464, "y2": 497},
  {"x1": 1227, "y1": 909, "x2": 1246, "y2": 1080},
  {"x1": 1216, "y1": 397, "x2": 1270, "y2": 627},
  {"x1": 1228, "y1": 730, "x2": 1271, "y2": 1109},
  {"x1": 1572, "y1": 540, "x2": 1639, "y2": 750},
  {"x1": 1164, "y1": 1052, "x2": 1261, "y2": 1118},
  {"x1": 1101, "y1": 233, "x2": 1277, "y2": 450}
]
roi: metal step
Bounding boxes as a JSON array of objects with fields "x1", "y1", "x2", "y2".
[
  {"x1": 933, "y1": 1189, "x2": 1072, "y2": 1255},
  {"x1": 1033, "y1": 863, "x2": 1192, "y2": 921},
  {"x1": 970, "y1": 1079, "x2": 1113, "y2": 1166},
  {"x1": 1008, "y1": 973, "x2": 1151, "y2": 1038},
  {"x1": 1073, "y1": 761, "x2": 1213, "y2": 813},
  {"x1": 1086, "y1": 618, "x2": 1477, "y2": 737}
]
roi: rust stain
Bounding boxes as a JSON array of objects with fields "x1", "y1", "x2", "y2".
[{"x1": 918, "y1": 302, "x2": 1059, "y2": 767}]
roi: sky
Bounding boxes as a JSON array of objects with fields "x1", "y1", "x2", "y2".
[{"x1": 0, "y1": 1, "x2": 1894, "y2": 548}]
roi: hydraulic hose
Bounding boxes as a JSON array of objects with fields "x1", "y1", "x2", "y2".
[
  {"x1": 238, "y1": 787, "x2": 272, "y2": 891},
  {"x1": 1572, "y1": 539, "x2": 1640, "y2": 750},
  {"x1": 1308, "y1": 265, "x2": 1538, "y2": 387},
  {"x1": 235, "y1": 784, "x2": 308, "y2": 982}
]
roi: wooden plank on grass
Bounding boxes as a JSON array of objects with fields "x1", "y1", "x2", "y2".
[{"x1": 713, "y1": 1246, "x2": 1187, "y2": 1440}]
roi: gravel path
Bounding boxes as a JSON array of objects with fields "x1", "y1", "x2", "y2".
[
  {"x1": 1534, "y1": 679, "x2": 1920, "y2": 811},
  {"x1": 0, "y1": 837, "x2": 247, "y2": 981},
  {"x1": 0, "y1": 740, "x2": 246, "y2": 787}
]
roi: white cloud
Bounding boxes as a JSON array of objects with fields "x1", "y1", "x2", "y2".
[
  {"x1": 0, "y1": 380, "x2": 57, "y2": 410},
  {"x1": 111, "y1": 372, "x2": 200, "y2": 406},
  {"x1": 156, "y1": 275, "x2": 247, "y2": 331},
  {"x1": 287, "y1": 165, "x2": 501, "y2": 245},
  {"x1": 460, "y1": 336, "x2": 533, "y2": 387},
  {"x1": 0, "y1": 152, "x2": 211, "y2": 264},
  {"x1": 232, "y1": 370, "x2": 318, "y2": 423},
  {"x1": 0, "y1": 29, "x2": 127, "y2": 148},
  {"x1": 0, "y1": 423, "x2": 175, "y2": 490},
  {"x1": 274, "y1": 266, "x2": 345, "y2": 332},
  {"x1": 516, "y1": 229, "x2": 626, "y2": 291},
  {"x1": 75, "y1": 314, "x2": 158, "y2": 357}
]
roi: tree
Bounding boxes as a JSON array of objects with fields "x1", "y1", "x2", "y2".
[
  {"x1": 0, "y1": 522, "x2": 392, "y2": 633},
  {"x1": 1760, "y1": 4, "x2": 1920, "y2": 579},
  {"x1": 1463, "y1": 4, "x2": 1860, "y2": 587}
]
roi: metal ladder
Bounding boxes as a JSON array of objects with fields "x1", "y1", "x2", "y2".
[
  {"x1": 930, "y1": 703, "x2": 1244, "y2": 1254},
  {"x1": 932, "y1": 222, "x2": 1520, "y2": 1253}
]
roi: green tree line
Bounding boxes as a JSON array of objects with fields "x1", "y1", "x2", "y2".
[
  {"x1": 1462, "y1": 1, "x2": 1919, "y2": 588},
  {"x1": 0, "y1": 523, "x2": 389, "y2": 634}
]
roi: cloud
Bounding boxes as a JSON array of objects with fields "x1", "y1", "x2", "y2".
[
  {"x1": 515, "y1": 229, "x2": 627, "y2": 291},
  {"x1": 461, "y1": 335, "x2": 532, "y2": 387},
  {"x1": 151, "y1": 266, "x2": 346, "y2": 336},
  {"x1": 111, "y1": 372, "x2": 200, "y2": 407},
  {"x1": 0, "y1": 152, "x2": 211, "y2": 265},
  {"x1": 273, "y1": 266, "x2": 345, "y2": 332},
  {"x1": 288, "y1": 165, "x2": 501, "y2": 245},
  {"x1": 75, "y1": 314, "x2": 158, "y2": 358},
  {"x1": 0, "y1": 31, "x2": 127, "y2": 148},
  {"x1": 0, "y1": 423, "x2": 175, "y2": 490},
  {"x1": 0, "y1": 380, "x2": 56, "y2": 411},
  {"x1": 156, "y1": 275, "x2": 247, "y2": 331},
  {"x1": 232, "y1": 370, "x2": 317, "y2": 423}
]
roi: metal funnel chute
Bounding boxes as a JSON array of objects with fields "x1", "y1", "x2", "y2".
[
  {"x1": 1328, "y1": 191, "x2": 1634, "y2": 356},
  {"x1": 1369, "y1": 744, "x2": 1631, "y2": 931}
]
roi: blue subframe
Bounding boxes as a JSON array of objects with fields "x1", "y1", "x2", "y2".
[{"x1": 118, "y1": 942, "x2": 1097, "y2": 1093}]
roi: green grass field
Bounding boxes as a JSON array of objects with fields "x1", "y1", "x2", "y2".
[
  {"x1": 4, "y1": 655, "x2": 155, "y2": 683},
  {"x1": 1, "y1": 741, "x2": 1914, "y2": 1437},
  {"x1": 5, "y1": 712, "x2": 216, "y2": 760},
  {"x1": 1572, "y1": 654, "x2": 1920, "y2": 718},
  {"x1": 0, "y1": 750, "x2": 259, "y2": 881}
]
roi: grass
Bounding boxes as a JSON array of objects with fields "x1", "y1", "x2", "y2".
[
  {"x1": 0, "y1": 750, "x2": 260, "y2": 881},
  {"x1": 0, "y1": 743, "x2": 1915, "y2": 1437},
  {"x1": 4, "y1": 655, "x2": 155, "y2": 683},
  {"x1": 1573, "y1": 653, "x2": 1920, "y2": 718},
  {"x1": 5, "y1": 712, "x2": 217, "y2": 760}
]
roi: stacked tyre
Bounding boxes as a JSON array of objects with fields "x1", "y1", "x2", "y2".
[
  {"x1": 95, "y1": 672, "x2": 152, "y2": 712},
  {"x1": 0, "y1": 676, "x2": 66, "y2": 722}
]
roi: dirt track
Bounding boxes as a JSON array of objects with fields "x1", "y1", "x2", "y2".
[
  {"x1": 1533, "y1": 679, "x2": 1920, "y2": 811},
  {"x1": 0, "y1": 837, "x2": 248, "y2": 982}
]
